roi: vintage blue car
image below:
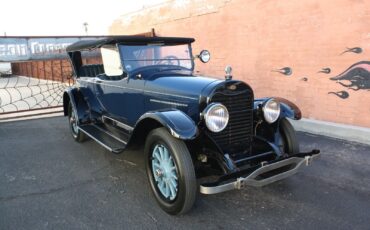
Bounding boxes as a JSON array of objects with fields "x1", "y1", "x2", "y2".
[{"x1": 63, "y1": 36, "x2": 320, "y2": 215}]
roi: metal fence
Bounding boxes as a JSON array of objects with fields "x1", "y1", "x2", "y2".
[
  {"x1": 0, "y1": 36, "x2": 104, "y2": 120},
  {"x1": 0, "y1": 67, "x2": 72, "y2": 120}
]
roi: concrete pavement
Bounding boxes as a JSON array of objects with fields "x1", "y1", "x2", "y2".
[{"x1": 0, "y1": 117, "x2": 369, "y2": 229}]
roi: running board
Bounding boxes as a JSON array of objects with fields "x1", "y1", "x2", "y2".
[{"x1": 78, "y1": 124, "x2": 126, "y2": 153}]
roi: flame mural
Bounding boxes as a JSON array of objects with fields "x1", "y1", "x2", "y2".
[{"x1": 330, "y1": 61, "x2": 370, "y2": 91}]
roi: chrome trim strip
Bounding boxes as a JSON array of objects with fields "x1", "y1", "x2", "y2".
[
  {"x1": 149, "y1": 99, "x2": 188, "y2": 107},
  {"x1": 78, "y1": 79, "x2": 198, "y2": 100},
  {"x1": 102, "y1": 115, "x2": 133, "y2": 132},
  {"x1": 199, "y1": 153, "x2": 320, "y2": 195}
]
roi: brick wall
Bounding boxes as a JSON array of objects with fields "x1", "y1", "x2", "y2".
[
  {"x1": 11, "y1": 57, "x2": 102, "y2": 83},
  {"x1": 110, "y1": 0, "x2": 370, "y2": 128},
  {"x1": 11, "y1": 59, "x2": 73, "y2": 82}
]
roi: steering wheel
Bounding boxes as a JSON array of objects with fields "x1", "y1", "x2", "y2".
[{"x1": 156, "y1": 55, "x2": 180, "y2": 66}]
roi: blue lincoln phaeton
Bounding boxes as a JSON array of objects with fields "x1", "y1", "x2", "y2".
[{"x1": 63, "y1": 36, "x2": 320, "y2": 215}]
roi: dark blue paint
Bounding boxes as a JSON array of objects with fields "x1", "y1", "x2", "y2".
[{"x1": 136, "y1": 110, "x2": 198, "y2": 140}]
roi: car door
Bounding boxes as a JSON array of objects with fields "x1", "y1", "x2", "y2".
[
  {"x1": 92, "y1": 45, "x2": 144, "y2": 128},
  {"x1": 95, "y1": 76, "x2": 145, "y2": 127}
]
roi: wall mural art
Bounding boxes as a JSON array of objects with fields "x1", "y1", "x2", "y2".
[
  {"x1": 272, "y1": 67, "x2": 292, "y2": 76},
  {"x1": 273, "y1": 46, "x2": 369, "y2": 100},
  {"x1": 318, "y1": 68, "x2": 331, "y2": 74},
  {"x1": 330, "y1": 61, "x2": 370, "y2": 91},
  {"x1": 340, "y1": 47, "x2": 362, "y2": 55},
  {"x1": 328, "y1": 91, "x2": 349, "y2": 99}
]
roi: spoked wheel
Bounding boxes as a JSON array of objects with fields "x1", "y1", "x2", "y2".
[
  {"x1": 278, "y1": 118, "x2": 300, "y2": 155},
  {"x1": 151, "y1": 144, "x2": 179, "y2": 201},
  {"x1": 145, "y1": 128, "x2": 197, "y2": 215},
  {"x1": 68, "y1": 102, "x2": 87, "y2": 142}
]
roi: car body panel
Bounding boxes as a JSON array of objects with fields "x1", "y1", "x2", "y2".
[{"x1": 135, "y1": 110, "x2": 198, "y2": 140}]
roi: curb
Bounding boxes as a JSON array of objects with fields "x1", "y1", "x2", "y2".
[
  {"x1": 290, "y1": 118, "x2": 370, "y2": 146},
  {"x1": 0, "y1": 112, "x2": 63, "y2": 123}
]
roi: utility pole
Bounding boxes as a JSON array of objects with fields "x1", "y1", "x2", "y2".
[{"x1": 83, "y1": 22, "x2": 89, "y2": 35}]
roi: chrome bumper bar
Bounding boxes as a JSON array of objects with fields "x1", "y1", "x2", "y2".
[{"x1": 200, "y1": 152, "x2": 320, "y2": 195}]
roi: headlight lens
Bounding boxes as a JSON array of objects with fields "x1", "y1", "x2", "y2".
[
  {"x1": 263, "y1": 99, "x2": 281, "y2": 123},
  {"x1": 203, "y1": 103, "x2": 229, "y2": 132}
]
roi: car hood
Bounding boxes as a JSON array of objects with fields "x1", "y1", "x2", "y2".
[{"x1": 144, "y1": 75, "x2": 222, "y2": 100}]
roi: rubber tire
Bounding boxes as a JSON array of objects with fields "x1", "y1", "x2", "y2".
[
  {"x1": 68, "y1": 102, "x2": 87, "y2": 142},
  {"x1": 279, "y1": 118, "x2": 300, "y2": 155},
  {"x1": 145, "y1": 127, "x2": 197, "y2": 215}
]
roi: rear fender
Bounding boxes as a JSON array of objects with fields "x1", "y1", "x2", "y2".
[{"x1": 63, "y1": 87, "x2": 90, "y2": 124}]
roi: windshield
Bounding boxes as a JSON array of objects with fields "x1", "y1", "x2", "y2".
[{"x1": 119, "y1": 44, "x2": 193, "y2": 72}]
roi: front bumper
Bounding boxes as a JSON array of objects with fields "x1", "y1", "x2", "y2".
[{"x1": 200, "y1": 150, "x2": 320, "y2": 195}]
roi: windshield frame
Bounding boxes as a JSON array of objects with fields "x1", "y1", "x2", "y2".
[{"x1": 118, "y1": 43, "x2": 195, "y2": 75}]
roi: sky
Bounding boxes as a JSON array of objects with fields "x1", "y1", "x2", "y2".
[{"x1": 0, "y1": 0, "x2": 167, "y2": 36}]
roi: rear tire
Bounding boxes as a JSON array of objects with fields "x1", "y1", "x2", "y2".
[
  {"x1": 279, "y1": 118, "x2": 300, "y2": 155},
  {"x1": 145, "y1": 127, "x2": 197, "y2": 215},
  {"x1": 68, "y1": 102, "x2": 87, "y2": 142}
]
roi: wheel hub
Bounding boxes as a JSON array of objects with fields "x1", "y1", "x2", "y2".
[
  {"x1": 151, "y1": 144, "x2": 178, "y2": 201},
  {"x1": 155, "y1": 168, "x2": 164, "y2": 178}
]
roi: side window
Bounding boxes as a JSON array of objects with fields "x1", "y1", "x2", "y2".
[
  {"x1": 77, "y1": 49, "x2": 104, "y2": 78},
  {"x1": 101, "y1": 45, "x2": 123, "y2": 76}
]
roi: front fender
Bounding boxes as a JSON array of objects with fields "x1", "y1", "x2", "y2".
[
  {"x1": 276, "y1": 97, "x2": 302, "y2": 120},
  {"x1": 136, "y1": 110, "x2": 198, "y2": 140},
  {"x1": 254, "y1": 97, "x2": 301, "y2": 120}
]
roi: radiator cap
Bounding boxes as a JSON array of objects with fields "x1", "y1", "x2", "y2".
[{"x1": 225, "y1": 65, "x2": 232, "y2": 80}]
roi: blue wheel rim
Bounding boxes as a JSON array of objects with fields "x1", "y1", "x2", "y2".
[
  {"x1": 70, "y1": 109, "x2": 78, "y2": 134},
  {"x1": 151, "y1": 144, "x2": 178, "y2": 201}
]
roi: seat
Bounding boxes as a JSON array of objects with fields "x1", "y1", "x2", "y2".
[{"x1": 78, "y1": 64, "x2": 105, "y2": 77}]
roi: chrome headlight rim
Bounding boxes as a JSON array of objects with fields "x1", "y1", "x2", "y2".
[
  {"x1": 262, "y1": 98, "x2": 281, "y2": 124},
  {"x1": 203, "y1": 103, "x2": 229, "y2": 133},
  {"x1": 199, "y1": 50, "x2": 211, "y2": 63}
]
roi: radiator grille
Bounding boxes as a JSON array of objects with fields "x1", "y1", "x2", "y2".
[{"x1": 209, "y1": 84, "x2": 254, "y2": 155}]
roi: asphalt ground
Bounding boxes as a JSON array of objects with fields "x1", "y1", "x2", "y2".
[{"x1": 0, "y1": 116, "x2": 369, "y2": 230}]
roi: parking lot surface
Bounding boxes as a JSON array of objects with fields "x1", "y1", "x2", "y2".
[{"x1": 0, "y1": 117, "x2": 369, "y2": 230}]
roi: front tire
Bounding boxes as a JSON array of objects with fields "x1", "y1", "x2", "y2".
[
  {"x1": 278, "y1": 118, "x2": 300, "y2": 155},
  {"x1": 68, "y1": 102, "x2": 87, "y2": 142},
  {"x1": 145, "y1": 127, "x2": 197, "y2": 215}
]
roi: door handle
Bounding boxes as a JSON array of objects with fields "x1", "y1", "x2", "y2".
[
  {"x1": 95, "y1": 80, "x2": 102, "y2": 83},
  {"x1": 135, "y1": 74, "x2": 142, "y2": 80}
]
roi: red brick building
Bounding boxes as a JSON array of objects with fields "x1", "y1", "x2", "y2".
[{"x1": 110, "y1": 0, "x2": 370, "y2": 128}]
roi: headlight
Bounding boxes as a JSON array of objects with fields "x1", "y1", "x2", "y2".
[
  {"x1": 199, "y1": 50, "x2": 210, "y2": 63},
  {"x1": 203, "y1": 103, "x2": 229, "y2": 132},
  {"x1": 262, "y1": 99, "x2": 281, "y2": 123}
]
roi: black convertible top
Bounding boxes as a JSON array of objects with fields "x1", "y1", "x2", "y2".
[{"x1": 66, "y1": 36, "x2": 195, "y2": 52}]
